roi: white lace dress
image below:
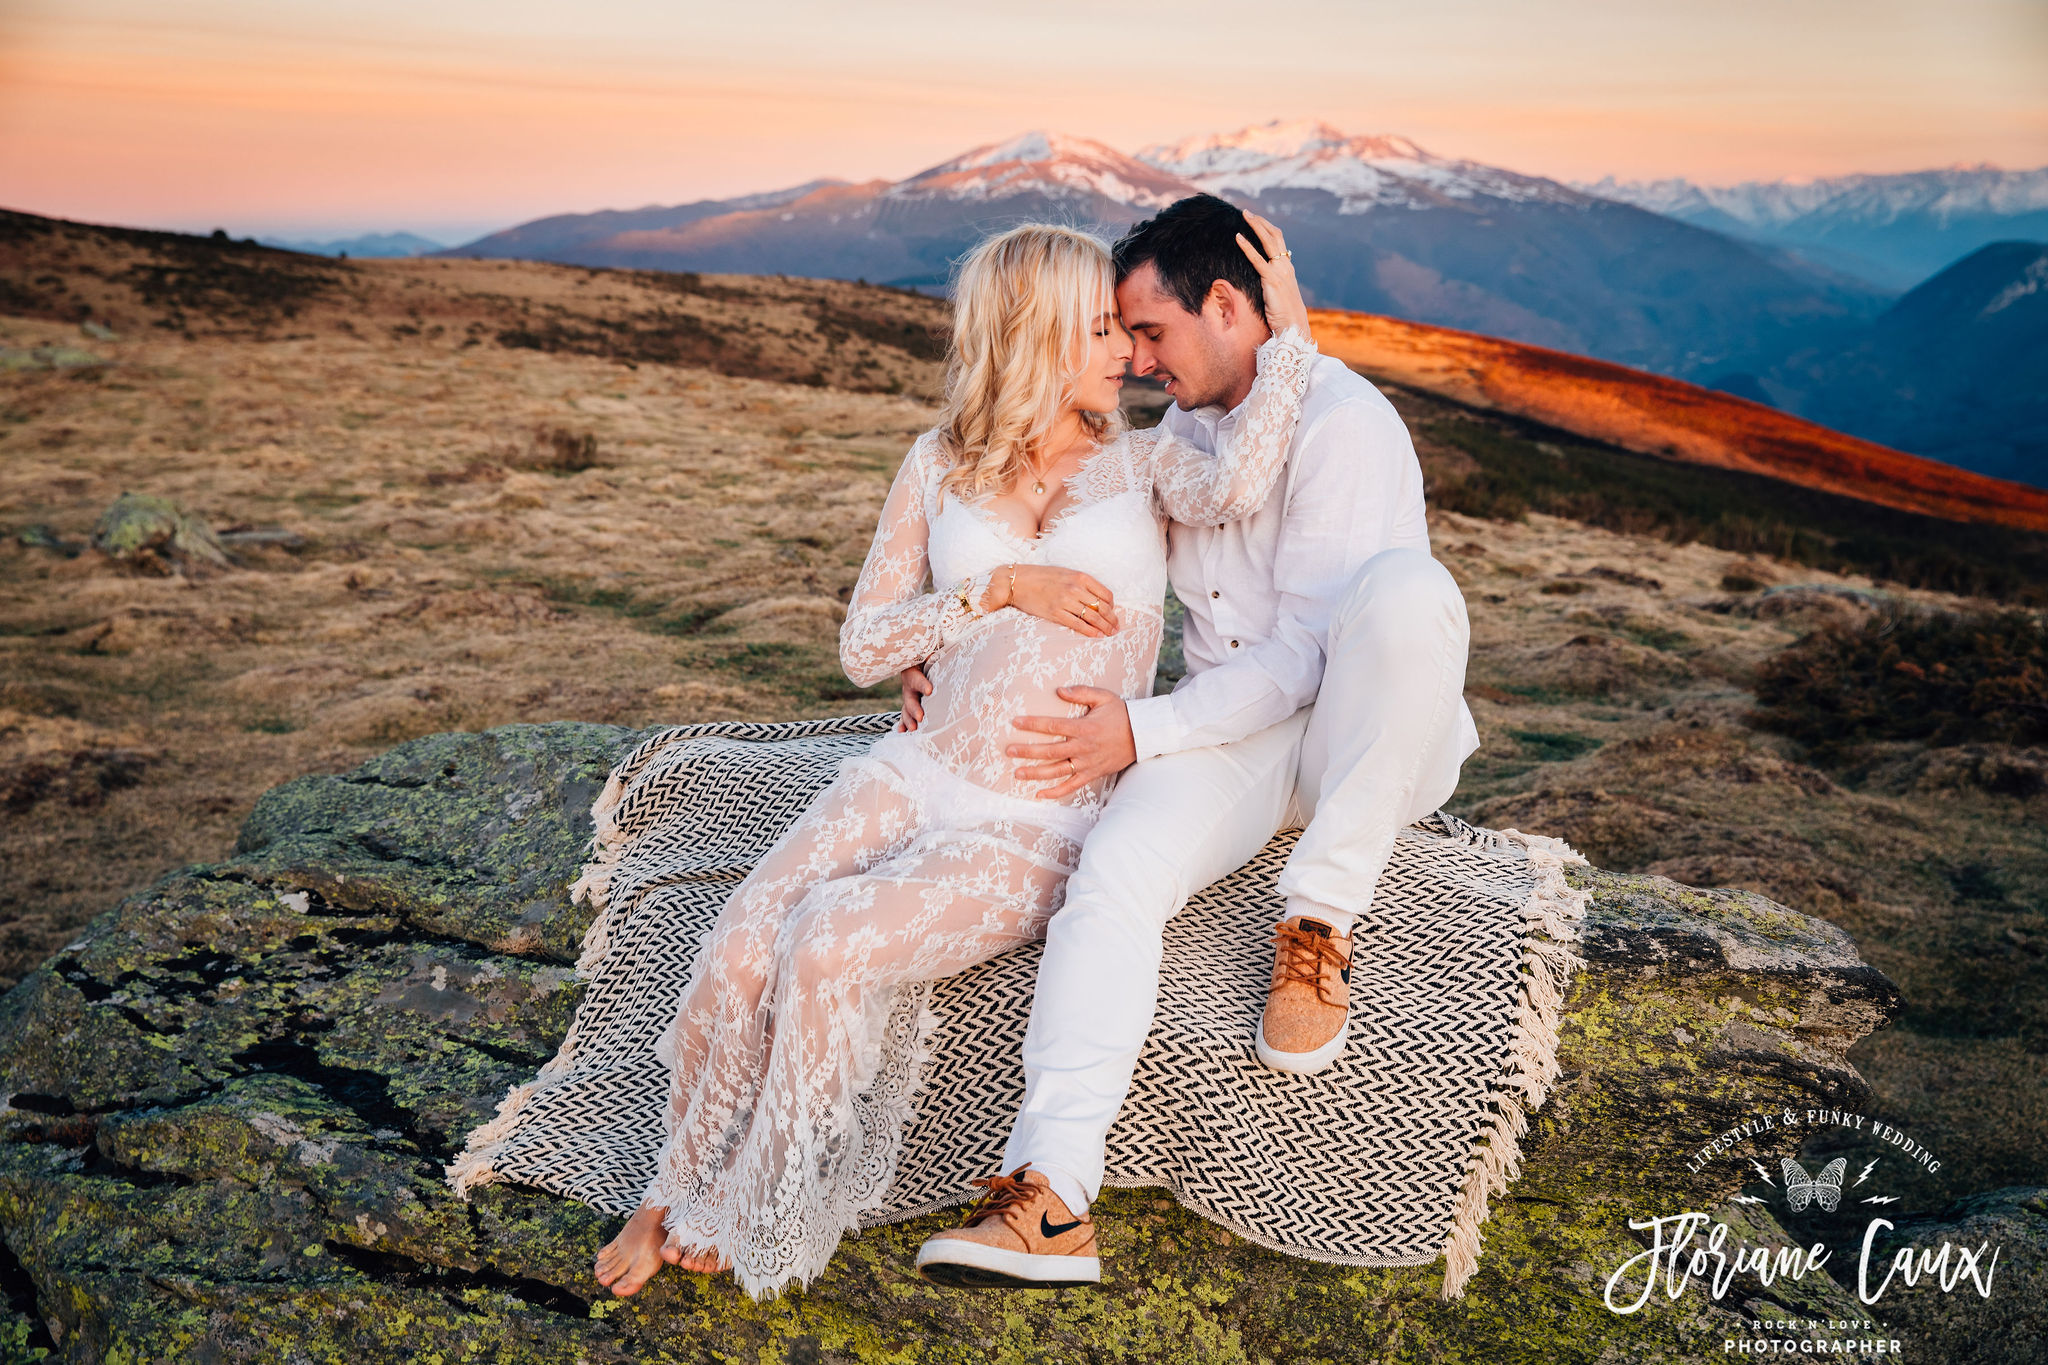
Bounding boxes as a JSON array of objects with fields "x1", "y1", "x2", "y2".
[{"x1": 642, "y1": 328, "x2": 1320, "y2": 1297}]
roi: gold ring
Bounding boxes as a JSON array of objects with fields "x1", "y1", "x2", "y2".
[
  {"x1": 1066, "y1": 758, "x2": 1077, "y2": 774},
  {"x1": 1085, "y1": 600, "x2": 1101, "y2": 612},
  {"x1": 1284, "y1": 249, "x2": 1294, "y2": 259}
]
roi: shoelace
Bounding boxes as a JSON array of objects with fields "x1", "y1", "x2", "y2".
[
  {"x1": 1272, "y1": 921, "x2": 1350, "y2": 1008},
  {"x1": 959, "y1": 1163, "x2": 1040, "y2": 1231}
]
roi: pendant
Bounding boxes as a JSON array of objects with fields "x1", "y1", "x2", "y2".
[{"x1": 1032, "y1": 481, "x2": 1046, "y2": 495}]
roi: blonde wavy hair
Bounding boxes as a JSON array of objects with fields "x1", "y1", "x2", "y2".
[{"x1": 936, "y1": 224, "x2": 1123, "y2": 501}]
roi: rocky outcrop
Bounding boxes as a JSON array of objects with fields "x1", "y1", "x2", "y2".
[{"x1": 0, "y1": 721, "x2": 1945, "y2": 1362}]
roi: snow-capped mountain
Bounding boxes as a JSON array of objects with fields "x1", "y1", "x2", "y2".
[
  {"x1": 447, "y1": 122, "x2": 1884, "y2": 380},
  {"x1": 888, "y1": 132, "x2": 1189, "y2": 209},
  {"x1": 1126, "y1": 120, "x2": 1881, "y2": 380},
  {"x1": 1586, "y1": 165, "x2": 2048, "y2": 229},
  {"x1": 1139, "y1": 118, "x2": 1584, "y2": 211},
  {"x1": 1580, "y1": 166, "x2": 2048, "y2": 289}
]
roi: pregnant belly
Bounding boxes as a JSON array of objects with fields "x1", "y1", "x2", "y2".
[{"x1": 912, "y1": 609, "x2": 1163, "y2": 800}]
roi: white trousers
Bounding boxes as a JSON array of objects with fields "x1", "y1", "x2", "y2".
[{"x1": 1000, "y1": 546, "x2": 1481, "y2": 1212}]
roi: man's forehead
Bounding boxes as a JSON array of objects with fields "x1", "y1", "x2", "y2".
[{"x1": 1115, "y1": 264, "x2": 1179, "y2": 325}]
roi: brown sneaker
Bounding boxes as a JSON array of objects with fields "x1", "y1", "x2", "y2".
[
  {"x1": 1255, "y1": 915, "x2": 1352, "y2": 1074},
  {"x1": 914, "y1": 1164, "x2": 1101, "y2": 1288}
]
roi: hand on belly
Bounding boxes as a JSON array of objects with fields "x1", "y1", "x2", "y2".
[{"x1": 1009, "y1": 686, "x2": 1138, "y2": 801}]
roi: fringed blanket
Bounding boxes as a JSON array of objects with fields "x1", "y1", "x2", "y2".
[{"x1": 448, "y1": 713, "x2": 1590, "y2": 1298}]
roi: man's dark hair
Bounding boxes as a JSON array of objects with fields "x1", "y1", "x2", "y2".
[{"x1": 1111, "y1": 193, "x2": 1267, "y2": 319}]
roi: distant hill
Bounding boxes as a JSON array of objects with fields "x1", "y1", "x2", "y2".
[
  {"x1": 1581, "y1": 165, "x2": 2048, "y2": 290},
  {"x1": 258, "y1": 230, "x2": 444, "y2": 259},
  {"x1": 438, "y1": 181, "x2": 846, "y2": 268},
  {"x1": 1309, "y1": 305, "x2": 2048, "y2": 532},
  {"x1": 1754, "y1": 241, "x2": 2048, "y2": 487},
  {"x1": 0, "y1": 207, "x2": 948, "y2": 397},
  {"x1": 447, "y1": 121, "x2": 1883, "y2": 386}
]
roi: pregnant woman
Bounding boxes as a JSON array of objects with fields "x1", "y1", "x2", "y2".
[{"x1": 594, "y1": 216, "x2": 1318, "y2": 1300}]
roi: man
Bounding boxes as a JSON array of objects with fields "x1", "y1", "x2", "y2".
[{"x1": 912, "y1": 194, "x2": 1482, "y2": 1288}]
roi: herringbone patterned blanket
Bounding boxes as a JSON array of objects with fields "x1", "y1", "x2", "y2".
[{"x1": 448, "y1": 713, "x2": 1590, "y2": 1297}]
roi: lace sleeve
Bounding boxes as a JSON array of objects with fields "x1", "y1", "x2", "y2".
[
  {"x1": 838, "y1": 435, "x2": 997, "y2": 688},
  {"x1": 1140, "y1": 325, "x2": 1318, "y2": 525}
]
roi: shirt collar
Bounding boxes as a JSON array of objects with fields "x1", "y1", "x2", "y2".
[
  {"x1": 1179, "y1": 393, "x2": 1238, "y2": 435},
  {"x1": 1162, "y1": 362, "x2": 1276, "y2": 439},
  {"x1": 1189, "y1": 371, "x2": 1267, "y2": 432}
]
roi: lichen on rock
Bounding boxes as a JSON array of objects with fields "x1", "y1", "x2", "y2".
[
  {"x1": 89, "y1": 492, "x2": 233, "y2": 574},
  {"x1": 0, "y1": 720, "x2": 2015, "y2": 1363}
]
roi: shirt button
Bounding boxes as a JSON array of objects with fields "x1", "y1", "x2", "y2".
[
  {"x1": 1230, "y1": 639, "x2": 1240, "y2": 649},
  {"x1": 1211, "y1": 590, "x2": 1220, "y2": 599}
]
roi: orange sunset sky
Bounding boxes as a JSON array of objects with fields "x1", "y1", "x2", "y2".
[{"x1": 3, "y1": 0, "x2": 2044, "y2": 245}]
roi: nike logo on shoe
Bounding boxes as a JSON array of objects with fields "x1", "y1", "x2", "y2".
[{"x1": 916, "y1": 1166, "x2": 1103, "y2": 1288}]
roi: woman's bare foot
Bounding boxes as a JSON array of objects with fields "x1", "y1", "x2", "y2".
[
  {"x1": 663, "y1": 1230, "x2": 731, "y2": 1275},
  {"x1": 594, "y1": 1204, "x2": 671, "y2": 1297}
]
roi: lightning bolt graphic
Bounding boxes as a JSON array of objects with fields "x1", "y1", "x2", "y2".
[
  {"x1": 1751, "y1": 1160, "x2": 1776, "y2": 1186},
  {"x1": 1731, "y1": 1194, "x2": 1767, "y2": 1205},
  {"x1": 1862, "y1": 1195, "x2": 1900, "y2": 1205},
  {"x1": 1855, "y1": 1159, "x2": 1879, "y2": 1186}
]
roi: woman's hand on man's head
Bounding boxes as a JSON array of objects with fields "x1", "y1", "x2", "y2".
[{"x1": 1236, "y1": 212, "x2": 1311, "y2": 341}]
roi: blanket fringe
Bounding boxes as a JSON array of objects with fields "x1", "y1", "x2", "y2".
[
  {"x1": 446, "y1": 1033, "x2": 586, "y2": 1198},
  {"x1": 1436, "y1": 826, "x2": 1592, "y2": 1299},
  {"x1": 447, "y1": 768, "x2": 630, "y2": 1197},
  {"x1": 567, "y1": 769, "x2": 630, "y2": 977}
]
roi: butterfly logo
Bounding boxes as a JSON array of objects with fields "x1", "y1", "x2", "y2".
[{"x1": 1781, "y1": 1157, "x2": 1846, "y2": 1213}]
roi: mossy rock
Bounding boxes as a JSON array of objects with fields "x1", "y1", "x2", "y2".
[
  {"x1": 89, "y1": 492, "x2": 232, "y2": 572},
  {"x1": 0, "y1": 720, "x2": 2009, "y2": 1363}
]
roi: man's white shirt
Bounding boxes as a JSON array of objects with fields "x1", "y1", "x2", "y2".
[{"x1": 1123, "y1": 352, "x2": 1476, "y2": 762}]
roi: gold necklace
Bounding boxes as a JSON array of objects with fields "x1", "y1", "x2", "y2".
[
  {"x1": 1025, "y1": 427, "x2": 1098, "y2": 495},
  {"x1": 1023, "y1": 449, "x2": 1056, "y2": 497}
]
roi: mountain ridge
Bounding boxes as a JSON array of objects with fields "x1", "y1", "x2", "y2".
[
  {"x1": 443, "y1": 120, "x2": 1883, "y2": 385},
  {"x1": 891, "y1": 131, "x2": 1189, "y2": 208},
  {"x1": 1581, "y1": 164, "x2": 2048, "y2": 288},
  {"x1": 1139, "y1": 118, "x2": 1588, "y2": 210},
  {"x1": 258, "y1": 230, "x2": 445, "y2": 259},
  {"x1": 436, "y1": 128, "x2": 2039, "y2": 485}
]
